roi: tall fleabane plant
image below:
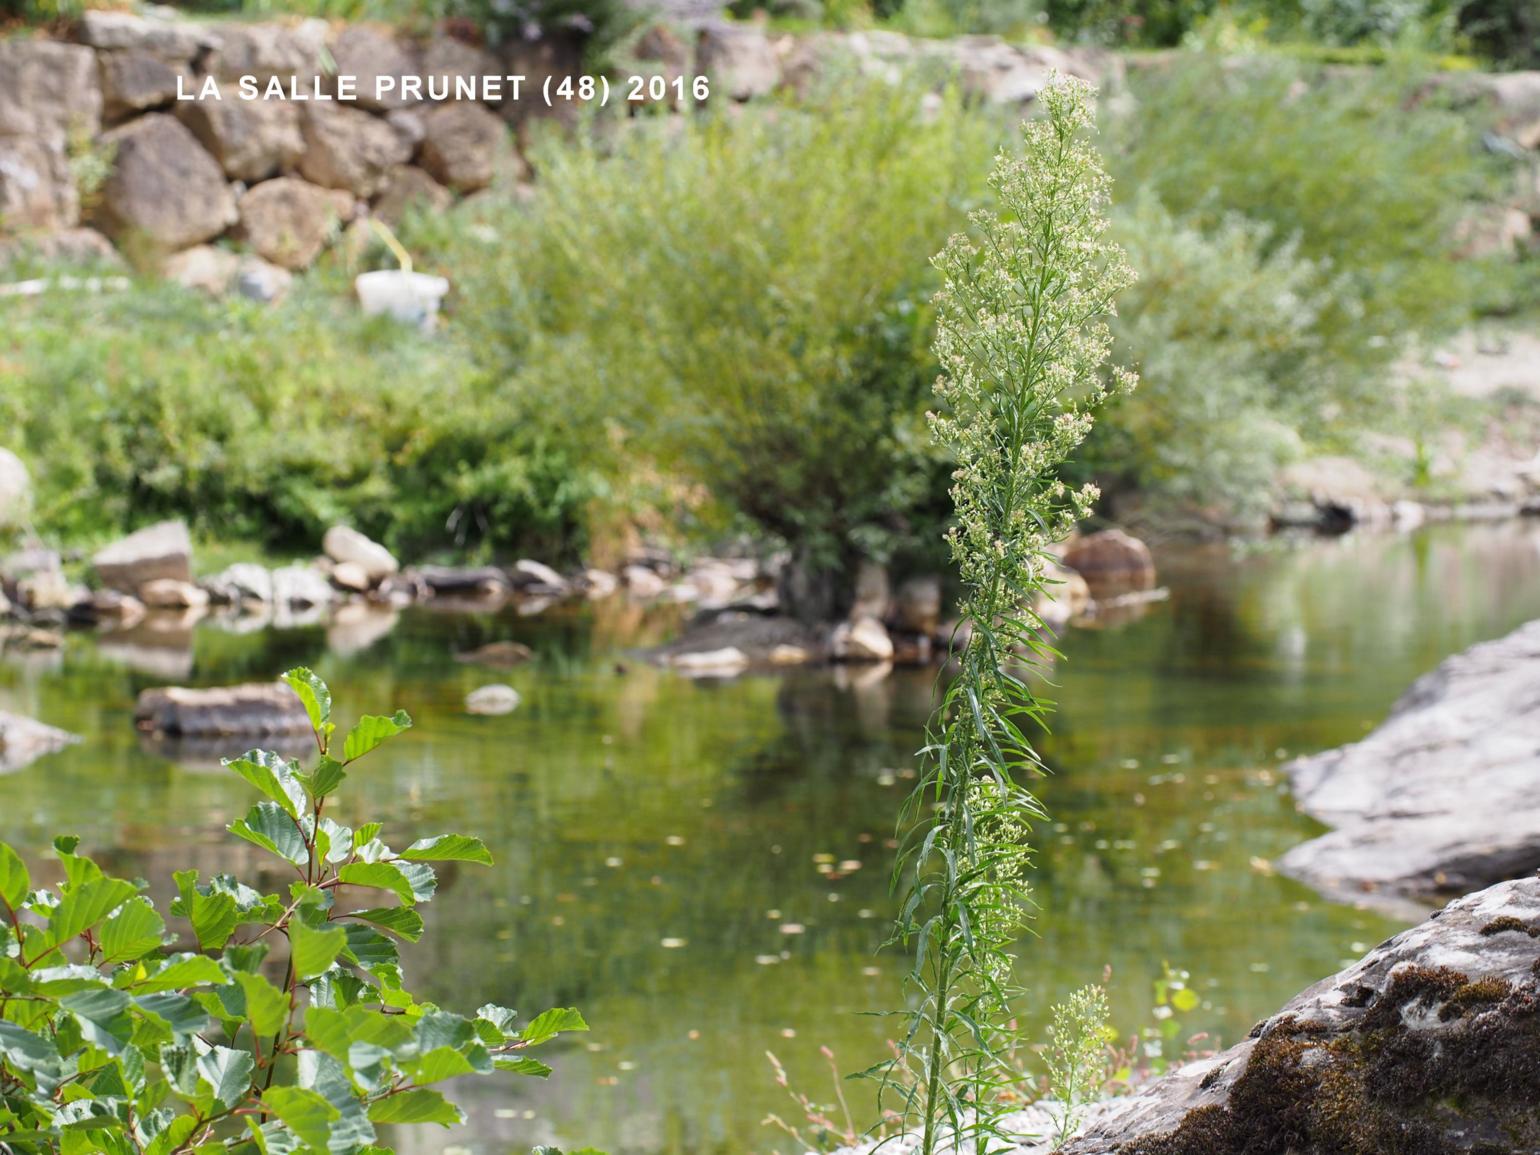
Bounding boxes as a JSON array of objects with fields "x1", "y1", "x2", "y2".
[{"x1": 878, "y1": 75, "x2": 1137, "y2": 1155}]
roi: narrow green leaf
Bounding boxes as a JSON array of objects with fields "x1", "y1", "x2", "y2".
[
  {"x1": 289, "y1": 920, "x2": 345, "y2": 982},
  {"x1": 342, "y1": 711, "x2": 412, "y2": 763},
  {"x1": 399, "y1": 834, "x2": 492, "y2": 866},
  {"x1": 366, "y1": 1088, "x2": 462, "y2": 1127}
]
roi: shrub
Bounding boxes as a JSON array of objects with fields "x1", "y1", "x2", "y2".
[
  {"x1": 0, "y1": 276, "x2": 610, "y2": 561},
  {"x1": 0, "y1": 668, "x2": 587, "y2": 1155},
  {"x1": 1107, "y1": 54, "x2": 1482, "y2": 346},
  {"x1": 440, "y1": 82, "x2": 1000, "y2": 618}
]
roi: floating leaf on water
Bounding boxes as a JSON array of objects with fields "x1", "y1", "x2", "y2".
[
  {"x1": 660, "y1": 937, "x2": 686, "y2": 949},
  {"x1": 665, "y1": 835, "x2": 685, "y2": 847},
  {"x1": 604, "y1": 857, "x2": 622, "y2": 868},
  {"x1": 754, "y1": 955, "x2": 779, "y2": 966},
  {"x1": 779, "y1": 923, "x2": 804, "y2": 935}
]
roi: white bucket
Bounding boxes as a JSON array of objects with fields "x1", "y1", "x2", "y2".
[{"x1": 354, "y1": 270, "x2": 450, "y2": 331}]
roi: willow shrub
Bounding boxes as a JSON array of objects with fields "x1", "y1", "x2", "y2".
[
  {"x1": 437, "y1": 81, "x2": 1001, "y2": 619},
  {"x1": 0, "y1": 669, "x2": 587, "y2": 1154},
  {"x1": 871, "y1": 77, "x2": 1136, "y2": 1153},
  {"x1": 0, "y1": 277, "x2": 606, "y2": 560}
]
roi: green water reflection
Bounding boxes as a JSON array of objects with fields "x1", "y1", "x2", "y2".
[{"x1": 2, "y1": 523, "x2": 1538, "y2": 1154}]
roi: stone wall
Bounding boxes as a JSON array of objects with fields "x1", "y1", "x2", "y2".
[{"x1": 0, "y1": 11, "x2": 1536, "y2": 292}]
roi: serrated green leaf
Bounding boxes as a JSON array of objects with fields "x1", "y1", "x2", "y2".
[
  {"x1": 0, "y1": 841, "x2": 30, "y2": 912},
  {"x1": 290, "y1": 920, "x2": 345, "y2": 982},
  {"x1": 262, "y1": 1086, "x2": 337, "y2": 1150},
  {"x1": 132, "y1": 993, "x2": 211, "y2": 1039},
  {"x1": 0, "y1": 1019, "x2": 64, "y2": 1078},
  {"x1": 281, "y1": 669, "x2": 332, "y2": 743},
  {"x1": 299, "y1": 758, "x2": 348, "y2": 804},
  {"x1": 60, "y1": 988, "x2": 133, "y2": 1052},
  {"x1": 235, "y1": 973, "x2": 290, "y2": 1038},
  {"x1": 399, "y1": 834, "x2": 492, "y2": 866},
  {"x1": 131, "y1": 954, "x2": 228, "y2": 993},
  {"x1": 520, "y1": 1007, "x2": 588, "y2": 1046},
  {"x1": 100, "y1": 897, "x2": 165, "y2": 965},
  {"x1": 342, "y1": 711, "x2": 412, "y2": 763},
  {"x1": 229, "y1": 802, "x2": 308, "y2": 867},
  {"x1": 344, "y1": 907, "x2": 423, "y2": 942},
  {"x1": 407, "y1": 1045, "x2": 490, "y2": 1085},
  {"x1": 223, "y1": 750, "x2": 307, "y2": 819},
  {"x1": 173, "y1": 873, "x2": 239, "y2": 953},
  {"x1": 366, "y1": 1088, "x2": 462, "y2": 1126},
  {"x1": 336, "y1": 861, "x2": 435, "y2": 905},
  {"x1": 195, "y1": 1043, "x2": 254, "y2": 1109},
  {"x1": 497, "y1": 1056, "x2": 554, "y2": 1077},
  {"x1": 49, "y1": 877, "x2": 137, "y2": 946}
]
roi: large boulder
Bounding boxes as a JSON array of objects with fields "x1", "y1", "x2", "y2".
[
  {"x1": 237, "y1": 177, "x2": 354, "y2": 270},
  {"x1": 418, "y1": 102, "x2": 508, "y2": 193},
  {"x1": 0, "y1": 227, "x2": 120, "y2": 268},
  {"x1": 832, "y1": 616, "x2": 895, "y2": 662},
  {"x1": 0, "y1": 40, "x2": 102, "y2": 143},
  {"x1": 93, "y1": 520, "x2": 192, "y2": 593},
  {"x1": 697, "y1": 24, "x2": 781, "y2": 101},
  {"x1": 298, "y1": 103, "x2": 412, "y2": 199},
  {"x1": 134, "y1": 682, "x2": 311, "y2": 737},
  {"x1": 95, "y1": 115, "x2": 238, "y2": 251},
  {"x1": 1280, "y1": 618, "x2": 1540, "y2": 913},
  {"x1": 890, "y1": 574, "x2": 943, "y2": 636},
  {"x1": 98, "y1": 51, "x2": 187, "y2": 121},
  {"x1": 0, "y1": 711, "x2": 80, "y2": 773},
  {"x1": 1062, "y1": 877, "x2": 1540, "y2": 1155},
  {"x1": 0, "y1": 138, "x2": 77, "y2": 231},
  {"x1": 321, "y1": 525, "x2": 398, "y2": 583},
  {"x1": 1273, "y1": 455, "x2": 1392, "y2": 532},
  {"x1": 0, "y1": 450, "x2": 29, "y2": 528},
  {"x1": 175, "y1": 84, "x2": 304, "y2": 182},
  {"x1": 327, "y1": 25, "x2": 420, "y2": 111},
  {"x1": 1060, "y1": 529, "x2": 1156, "y2": 599}
]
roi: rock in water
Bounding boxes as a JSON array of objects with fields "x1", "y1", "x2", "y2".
[
  {"x1": 93, "y1": 520, "x2": 192, "y2": 593},
  {"x1": 455, "y1": 641, "x2": 533, "y2": 667},
  {"x1": 0, "y1": 711, "x2": 80, "y2": 773},
  {"x1": 1060, "y1": 529, "x2": 1155, "y2": 599},
  {"x1": 465, "y1": 684, "x2": 520, "y2": 715},
  {"x1": 134, "y1": 682, "x2": 311, "y2": 737},
  {"x1": 321, "y1": 525, "x2": 398, "y2": 584},
  {"x1": 1062, "y1": 877, "x2": 1540, "y2": 1155},
  {"x1": 832, "y1": 616, "x2": 895, "y2": 663},
  {"x1": 1280, "y1": 618, "x2": 1540, "y2": 913}
]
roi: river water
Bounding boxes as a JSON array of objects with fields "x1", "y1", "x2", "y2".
[{"x1": 2, "y1": 522, "x2": 1538, "y2": 1154}]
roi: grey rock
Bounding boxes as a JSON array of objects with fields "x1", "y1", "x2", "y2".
[
  {"x1": 1062, "y1": 877, "x2": 1540, "y2": 1154},
  {"x1": 93, "y1": 519, "x2": 192, "y2": 593},
  {"x1": 202, "y1": 562, "x2": 273, "y2": 604},
  {"x1": 321, "y1": 525, "x2": 398, "y2": 583},
  {"x1": 206, "y1": 20, "x2": 328, "y2": 84},
  {"x1": 1280, "y1": 618, "x2": 1540, "y2": 913},
  {"x1": 696, "y1": 23, "x2": 781, "y2": 101},
  {"x1": 0, "y1": 710, "x2": 80, "y2": 773},
  {"x1": 95, "y1": 115, "x2": 238, "y2": 251},
  {"x1": 0, "y1": 138, "x2": 78, "y2": 231},
  {"x1": 418, "y1": 102, "x2": 509, "y2": 193},
  {"x1": 134, "y1": 681, "x2": 311, "y2": 737},
  {"x1": 99, "y1": 50, "x2": 188, "y2": 120},
  {"x1": 162, "y1": 244, "x2": 240, "y2": 295},
  {"x1": 465, "y1": 684, "x2": 521, "y2": 715},
  {"x1": 832, "y1": 616, "x2": 894, "y2": 663},
  {"x1": 238, "y1": 176, "x2": 354, "y2": 269},
  {"x1": 1061, "y1": 529, "x2": 1156, "y2": 600},
  {"x1": 373, "y1": 165, "x2": 453, "y2": 225},
  {"x1": 511, "y1": 558, "x2": 567, "y2": 594},
  {"x1": 233, "y1": 255, "x2": 293, "y2": 303},
  {"x1": 0, "y1": 227, "x2": 121, "y2": 268},
  {"x1": 176, "y1": 83, "x2": 304, "y2": 182},
  {"x1": 327, "y1": 24, "x2": 420, "y2": 110},
  {"x1": 891, "y1": 574, "x2": 943, "y2": 635},
  {"x1": 79, "y1": 9, "x2": 209, "y2": 62},
  {"x1": 269, "y1": 564, "x2": 334, "y2": 608},
  {"x1": 0, "y1": 40, "x2": 102, "y2": 144},
  {"x1": 298, "y1": 103, "x2": 412, "y2": 198}
]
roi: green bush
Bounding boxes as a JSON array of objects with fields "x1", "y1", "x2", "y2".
[
  {"x1": 434, "y1": 83, "x2": 1000, "y2": 617},
  {"x1": 0, "y1": 668, "x2": 587, "y2": 1155},
  {"x1": 1107, "y1": 53, "x2": 1481, "y2": 352},
  {"x1": 0, "y1": 276, "x2": 609, "y2": 561}
]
